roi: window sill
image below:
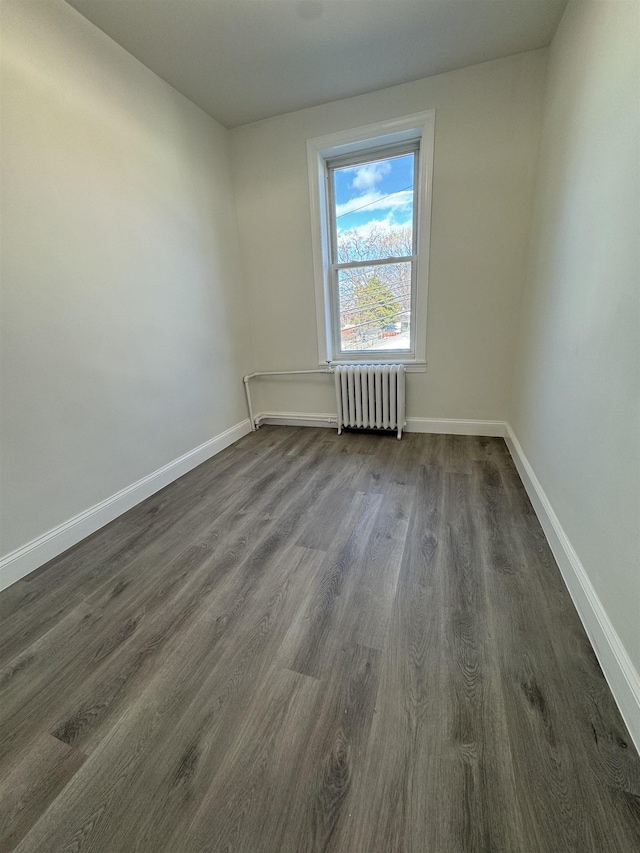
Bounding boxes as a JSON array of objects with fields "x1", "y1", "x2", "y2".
[{"x1": 322, "y1": 360, "x2": 427, "y2": 373}]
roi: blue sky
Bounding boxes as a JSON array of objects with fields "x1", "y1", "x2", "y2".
[{"x1": 333, "y1": 152, "x2": 414, "y2": 234}]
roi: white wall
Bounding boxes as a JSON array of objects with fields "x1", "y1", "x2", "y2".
[
  {"x1": 512, "y1": 1, "x2": 640, "y2": 674},
  {"x1": 0, "y1": 0, "x2": 253, "y2": 560},
  {"x1": 230, "y1": 50, "x2": 547, "y2": 421}
]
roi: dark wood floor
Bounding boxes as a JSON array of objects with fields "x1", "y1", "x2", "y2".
[{"x1": 1, "y1": 427, "x2": 639, "y2": 852}]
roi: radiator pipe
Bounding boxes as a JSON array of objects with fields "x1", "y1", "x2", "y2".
[
  {"x1": 243, "y1": 368, "x2": 334, "y2": 430},
  {"x1": 243, "y1": 374, "x2": 256, "y2": 431}
]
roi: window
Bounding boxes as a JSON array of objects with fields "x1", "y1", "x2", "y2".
[
  {"x1": 307, "y1": 112, "x2": 434, "y2": 370},
  {"x1": 328, "y1": 144, "x2": 417, "y2": 355}
]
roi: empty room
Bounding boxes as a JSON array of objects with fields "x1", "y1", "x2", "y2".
[{"x1": 1, "y1": 0, "x2": 639, "y2": 850}]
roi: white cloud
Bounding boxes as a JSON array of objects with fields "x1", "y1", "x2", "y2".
[
  {"x1": 348, "y1": 161, "x2": 391, "y2": 192},
  {"x1": 337, "y1": 214, "x2": 411, "y2": 239},
  {"x1": 335, "y1": 189, "x2": 413, "y2": 219}
]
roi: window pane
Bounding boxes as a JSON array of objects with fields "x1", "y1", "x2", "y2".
[
  {"x1": 332, "y1": 153, "x2": 414, "y2": 263},
  {"x1": 337, "y1": 263, "x2": 411, "y2": 352}
]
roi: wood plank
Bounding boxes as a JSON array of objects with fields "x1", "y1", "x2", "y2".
[
  {"x1": 0, "y1": 733, "x2": 86, "y2": 853},
  {"x1": 288, "y1": 492, "x2": 383, "y2": 679},
  {"x1": 337, "y1": 460, "x2": 447, "y2": 853}
]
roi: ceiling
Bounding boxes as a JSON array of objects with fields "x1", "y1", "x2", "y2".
[{"x1": 65, "y1": 0, "x2": 567, "y2": 128}]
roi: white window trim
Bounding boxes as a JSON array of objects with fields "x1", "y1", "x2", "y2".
[{"x1": 307, "y1": 110, "x2": 435, "y2": 372}]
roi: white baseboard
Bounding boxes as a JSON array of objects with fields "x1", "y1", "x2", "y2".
[
  {"x1": 0, "y1": 419, "x2": 251, "y2": 592},
  {"x1": 255, "y1": 412, "x2": 508, "y2": 437},
  {"x1": 406, "y1": 417, "x2": 508, "y2": 436},
  {"x1": 505, "y1": 425, "x2": 640, "y2": 753}
]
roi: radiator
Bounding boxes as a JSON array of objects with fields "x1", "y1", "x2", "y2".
[{"x1": 334, "y1": 364, "x2": 406, "y2": 439}]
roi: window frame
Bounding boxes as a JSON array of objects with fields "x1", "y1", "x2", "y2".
[{"x1": 307, "y1": 111, "x2": 435, "y2": 370}]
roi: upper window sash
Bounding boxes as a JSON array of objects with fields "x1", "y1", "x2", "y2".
[{"x1": 328, "y1": 145, "x2": 420, "y2": 273}]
